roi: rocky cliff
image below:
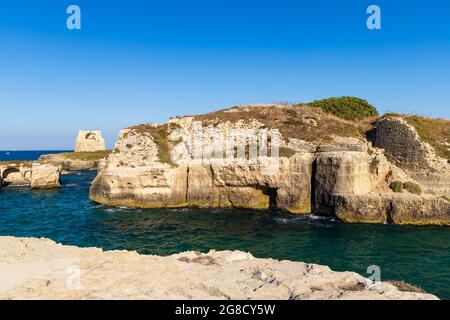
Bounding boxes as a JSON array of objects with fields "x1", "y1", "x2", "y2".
[
  {"x1": 89, "y1": 104, "x2": 450, "y2": 226},
  {"x1": 0, "y1": 237, "x2": 437, "y2": 300}
]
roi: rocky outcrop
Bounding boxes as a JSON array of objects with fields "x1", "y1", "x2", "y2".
[
  {"x1": 90, "y1": 156, "x2": 314, "y2": 213},
  {"x1": 329, "y1": 194, "x2": 450, "y2": 225},
  {"x1": 39, "y1": 152, "x2": 107, "y2": 171},
  {"x1": 89, "y1": 107, "x2": 450, "y2": 226},
  {"x1": 0, "y1": 237, "x2": 438, "y2": 300},
  {"x1": 0, "y1": 162, "x2": 61, "y2": 189},
  {"x1": 74, "y1": 130, "x2": 106, "y2": 152},
  {"x1": 30, "y1": 163, "x2": 61, "y2": 189},
  {"x1": 90, "y1": 118, "x2": 314, "y2": 213}
]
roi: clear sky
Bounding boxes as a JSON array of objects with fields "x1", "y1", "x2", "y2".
[{"x1": 0, "y1": 0, "x2": 449, "y2": 150}]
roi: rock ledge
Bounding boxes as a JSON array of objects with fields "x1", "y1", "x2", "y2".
[{"x1": 0, "y1": 237, "x2": 438, "y2": 300}]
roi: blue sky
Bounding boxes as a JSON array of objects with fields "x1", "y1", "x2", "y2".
[{"x1": 0, "y1": 0, "x2": 449, "y2": 150}]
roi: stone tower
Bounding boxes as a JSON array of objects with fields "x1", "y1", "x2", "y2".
[{"x1": 74, "y1": 130, "x2": 106, "y2": 152}]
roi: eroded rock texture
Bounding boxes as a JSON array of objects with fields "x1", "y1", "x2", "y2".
[
  {"x1": 89, "y1": 110, "x2": 450, "y2": 226},
  {"x1": 374, "y1": 117, "x2": 450, "y2": 198},
  {"x1": 0, "y1": 237, "x2": 438, "y2": 300},
  {"x1": 0, "y1": 162, "x2": 61, "y2": 189}
]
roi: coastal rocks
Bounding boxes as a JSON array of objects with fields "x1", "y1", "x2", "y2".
[
  {"x1": 330, "y1": 194, "x2": 450, "y2": 225},
  {"x1": 0, "y1": 162, "x2": 61, "y2": 189},
  {"x1": 90, "y1": 119, "x2": 315, "y2": 213},
  {"x1": 38, "y1": 153, "x2": 105, "y2": 171},
  {"x1": 0, "y1": 163, "x2": 31, "y2": 187},
  {"x1": 30, "y1": 163, "x2": 61, "y2": 189},
  {"x1": 314, "y1": 152, "x2": 373, "y2": 214},
  {"x1": 90, "y1": 153, "x2": 314, "y2": 213},
  {"x1": 0, "y1": 236, "x2": 438, "y2": 300},
  {"x1": 74, "y1": 130, "x2": 106, "y2": 152},
  {"x1": 88, "y1": 106, "x2": 450, "y2": 225}
]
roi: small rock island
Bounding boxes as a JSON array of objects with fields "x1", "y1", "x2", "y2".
[{"x1": 0, "y1": 130, "x2": 109, "y2": 189}]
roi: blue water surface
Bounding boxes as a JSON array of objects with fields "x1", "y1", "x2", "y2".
[
  {"x1": 0, "y1": 152, "x2": 449, "y2": 299},
  {"x1": 0, "y1": 150, "x2": 71, "y2": 161}
]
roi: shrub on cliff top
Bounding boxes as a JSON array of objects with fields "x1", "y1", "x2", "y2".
[
  {"x1": 403, "y1": 182, "x2": 422, "y2": 195},
  {"x1": 307, "y1": 96, "x2": 378, "y2": 121},
  {"x1": 390, "y1": 181, "x2": 403, "y2": 193}
]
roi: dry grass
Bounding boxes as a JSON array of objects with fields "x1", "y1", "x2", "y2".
[
  {"x1": 59, "y1": 150, "x2": 111, "y2": 161},
  {"x1": 387, "y1": 280, "x2": 426, "y2": 294},
  {"x1": 193, "y1": 105, "x2": 375, "y2": 144},
  {"x1": 178, "y1": 256, "x2": 218, "y2": 266}
]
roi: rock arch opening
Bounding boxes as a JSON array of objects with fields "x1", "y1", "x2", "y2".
[
  {"x1": 2, "y1": 167, "x2": 21, "y2": 186},
  {"x1": 257, "y1": 186, "x2": 278, "y2": 210}
]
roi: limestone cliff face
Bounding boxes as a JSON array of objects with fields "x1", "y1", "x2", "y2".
[
  {"x1": 89, "y1": 107, "x2": 450, "y2": 226},
  {"x1": 90, "y1": 120, "x2": 314, "y2": 213}
]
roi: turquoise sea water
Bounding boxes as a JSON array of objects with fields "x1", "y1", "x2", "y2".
[{"x1": 0, "y1": 151, "x2": 449, "y2": 299}]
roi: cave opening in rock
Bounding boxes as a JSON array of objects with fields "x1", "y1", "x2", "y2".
[
  {"x1": 257, "y1": 186, "x2": 278, "y2": 210},
  {"x1": 2, "y1": 167, "x2": 21, "y2": 186},
  {"x1": 85, "y1": 133, "x2": 96, "y2": 140}
]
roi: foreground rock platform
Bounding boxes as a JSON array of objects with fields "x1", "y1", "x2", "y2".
[{"x1": 0, "y1": 237, "x2": 438, "y2": 300}]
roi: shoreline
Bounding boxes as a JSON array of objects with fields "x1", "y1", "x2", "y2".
[{"x1": 0, "y1": 236, "x2": 438, "y2": 300}]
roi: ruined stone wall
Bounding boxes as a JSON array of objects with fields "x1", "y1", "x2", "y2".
[
  {"x1": 74, "y1": 130, "x2": 106, "y2": 152},
  {"x1": 374, "y1": 117, "x2": 450, "y2": 197}
]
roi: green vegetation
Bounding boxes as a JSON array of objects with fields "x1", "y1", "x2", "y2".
[
  {"x1": 306, "y1": 96, "x2": 379, "y2": 121},
  {"x1": 403, "y1": 182, "x2": 422, "y2": 195},
  {"x1": 126, "y1": 144, "x2": 133, "y2": 149},
  {"x1": 390, "y1": 181, "x2": 404, "y2": 193},
  {"x1": 59, "y1": 150, "x2": 111, "y2": 161}
]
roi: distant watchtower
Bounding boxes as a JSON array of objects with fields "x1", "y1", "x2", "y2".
[{"x1": 74, "y1": 130, "x2": 106, "y2": 152}]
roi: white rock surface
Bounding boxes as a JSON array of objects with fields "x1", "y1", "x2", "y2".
[
  {"x1": 0, "y1": 237, "x2": 438, "y2": 300},
  {"x1": 30, "y1": 163, "x2": 61, "y2": 189}
]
